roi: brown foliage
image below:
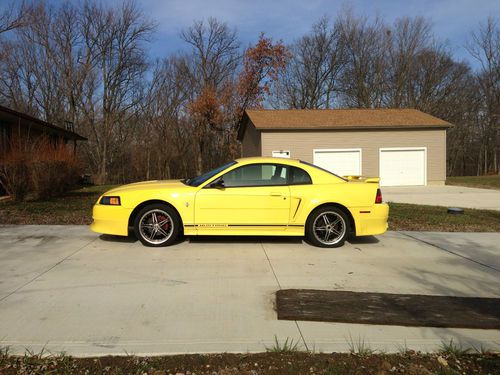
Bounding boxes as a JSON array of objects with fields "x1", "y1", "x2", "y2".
[
  {"x1": 0, "y1": 142, "x2": 30, "y2": 200},
  {"x1": 0, "y1": 137, "x2": 81, "y2": 200},
  {"x1": 238, "y1": 33, "x2": 290, "y2": 107},
  {"x1": 188, "y1": 86, "x2": 225, "y2": 132},
  {"x1": 185, "y1": 33, "x2": 289, "y2": 174}
]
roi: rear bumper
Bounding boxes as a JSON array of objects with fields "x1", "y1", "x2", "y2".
[
  {"x1": 90, "y1": 204, "x2": 132, "y2": 236},
  {"x1": 354, "y1": 203, "x2": 389, "y2": 236}
]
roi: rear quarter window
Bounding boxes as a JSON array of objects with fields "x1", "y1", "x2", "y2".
[{"x1": 289, "y1": 166, "x2": 312, "y2": 185}]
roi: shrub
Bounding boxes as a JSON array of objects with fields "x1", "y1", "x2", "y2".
[
  {"x1": 0, "y1": 138, "x2": 31, "y2": 200},
  {"x1": 0, "y1": 136, "x2": 81, "y2": 201}
]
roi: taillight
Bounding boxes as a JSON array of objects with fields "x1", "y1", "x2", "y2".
[{"x1": 375, "y1": 188, "x2": 383, "y2": 204}]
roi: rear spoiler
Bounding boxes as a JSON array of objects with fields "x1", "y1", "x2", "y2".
[{"x1": 344, "y1": 175, "x2": 380, "y2": 183}]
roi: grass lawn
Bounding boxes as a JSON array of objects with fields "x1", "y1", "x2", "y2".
[
  {"x1": 447, "y1": 175, "x2": 500, "y2": 190},
  {"x1": 0, "y1": 184, "x2": 116, "y2": 225},
  {"x1": 1, "y1": 186, "x2": 499, "y2": 232},
  {"x1": 388, "y1": 202, "x2": 500, "y2": 232}
]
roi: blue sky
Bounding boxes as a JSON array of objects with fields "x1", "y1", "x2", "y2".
[
  {"x1": 3, "y1": 0, "x2": 499, "y2": 68},
  {"x1": 136, "y1": 0, "x2": 499, "y2": 68}
]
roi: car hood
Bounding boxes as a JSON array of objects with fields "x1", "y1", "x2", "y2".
[{"x1": 104, "y1": 180, "x2": 188, "y2": 194}]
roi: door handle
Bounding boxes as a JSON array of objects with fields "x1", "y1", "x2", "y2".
[{"x1": 270, "y1": 192, "x2": 282, "y2": 196}]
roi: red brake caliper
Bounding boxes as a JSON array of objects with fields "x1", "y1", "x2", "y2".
[{"x1": 158, "y1": 215, "x2": 169, "y2": 231}]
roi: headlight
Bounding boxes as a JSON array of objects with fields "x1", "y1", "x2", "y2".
[{"x1": 100, "y1": 196, "x2": 121, "y2": 205}]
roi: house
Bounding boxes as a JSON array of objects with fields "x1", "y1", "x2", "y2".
[
  {"x1": 0, "y1": 104, "x2": 86, "y2": 153},
  {"x1": 238, "y1": 108, "x2": 452, "y2": 186},
  {"x1": 0, "y1": 105, "x2": 87, "y2": 195}
]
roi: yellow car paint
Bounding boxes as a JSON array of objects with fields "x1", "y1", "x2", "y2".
[{"x1": 90, "y1": 157, "x2": 388, "y2": 239}]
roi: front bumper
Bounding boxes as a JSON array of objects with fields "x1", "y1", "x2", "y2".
[
  {"x1": 90, "y1": 204, "x2": 133, "y2": 236},
  {"x1": 354, "y1": 203, "x2": 389, "y2": 236}
]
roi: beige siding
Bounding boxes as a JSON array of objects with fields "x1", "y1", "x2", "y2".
[
  {"x1": 261, "y1": 129, "x2": 447, "y2": 184},
  {"x1": 241, "y1": 121, "x2": 261, "y2": 157}
]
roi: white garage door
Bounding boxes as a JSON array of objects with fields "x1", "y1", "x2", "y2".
[
  {"x1": 379, "y1": 148, "x2": 426, "y2": 186},
  {"x1": 313, "y1": 149, "x2": 362, "y2": 177}
]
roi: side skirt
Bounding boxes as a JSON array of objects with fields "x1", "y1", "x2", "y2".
[{"x1": 183, "y1": 224, "x2": 304, "y2": 236}]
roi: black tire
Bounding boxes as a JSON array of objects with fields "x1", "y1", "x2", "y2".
[
  {"x1": 305, "y1": 206, "x2": 350, "y2": 248},
  {"x1": 133, "y1": 204, "x2": 181, "y2": 247}
]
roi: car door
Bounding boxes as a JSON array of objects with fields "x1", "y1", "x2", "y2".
[{"x1": 194, "y1": 163, "x2": 291, "y2": 233}]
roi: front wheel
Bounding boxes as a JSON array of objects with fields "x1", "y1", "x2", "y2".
[
  {"x1": 133, "y1": 204, "x2": 180, "y2": 247},
  {"x1": 305, "y1": 206, "x2": 350, "y2": 248}
]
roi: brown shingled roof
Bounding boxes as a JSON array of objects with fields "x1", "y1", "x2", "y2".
[
  {"x1": 0, "y1": 104, "x2": 87, "y2": 141},
  {"x1": 239, "y1": 108, "x2": 452, "y2": 139}
]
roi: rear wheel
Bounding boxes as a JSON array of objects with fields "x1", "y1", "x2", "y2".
[
  {"x1": 133, "y1": 204, "x2": 180, "y2": 247},
  {"x1": 305, "y1": 206, "x2": 350, "y2": 248}
]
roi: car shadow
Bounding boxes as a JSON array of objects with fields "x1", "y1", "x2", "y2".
[
  {"x1": 186, "y1": 235, "x2": 303, "y2": 244},
  {"x1": 97, "y1": 234, "x2": 380, "y2": 246},
  {"x1": 99, "y1": 234, "x2": 138, "y2": 243},
  {"x1": 348, "y1": 235, "x2": 380, "y2": 244}
]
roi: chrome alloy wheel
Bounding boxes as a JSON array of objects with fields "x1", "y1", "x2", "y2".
[
  {"x1": 138, "y1": 209, "x2": 174, "y2": 245},
  {"x1": 312, "y1": 211, "x2": 346, "y2": 246}
]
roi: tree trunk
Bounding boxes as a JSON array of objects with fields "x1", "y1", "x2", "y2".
[
  {"x1": 98, "y1": 143, "x2": 107, "y2": 184},
  {"x1": 494, "y1": 148, "x2": 498, "y2": 174},
  {"x1": 484, "y1": 148, "x2": 488, "y2": 174},
  {"x1": 196, "y1": 140, "x2": 204, "y2": 175},
  {"x1": 146, "y1": 149, "x2": 150, "y2": 181},
  {"x1": 165, "y1": 164, "x2": 171, "y2": 180}
]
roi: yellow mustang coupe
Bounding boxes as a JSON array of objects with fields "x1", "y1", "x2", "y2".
[{"x1": 91, "y1": 157, "x2": 388, "y2": 248}]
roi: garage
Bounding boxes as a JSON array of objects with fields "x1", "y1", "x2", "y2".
[
  {"x1": 239, "y1": 108, "x2": 451, "y2": 186},
  {"x1": 379, "y1": 148, "x2": 426, "y2": 186},
  {"x1": 313, "y1": 149, "x2": 362, "y2": 177}
]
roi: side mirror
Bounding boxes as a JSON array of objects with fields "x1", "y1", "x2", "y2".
[{"x1": 209, "y1": 178, "x2": 225, "y2": 189}]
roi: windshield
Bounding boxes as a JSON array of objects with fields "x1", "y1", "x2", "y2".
[{"x1": 183, "y1": 161, "x2": 237, "y2": 187}]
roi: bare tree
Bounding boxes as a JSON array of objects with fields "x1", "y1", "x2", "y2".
[
  {"x1": 138, "y1": 57, "x2": 192, "y2": 181},
  {"x1": 466, "y1": 17, "x2": 500, "y2": 174},
  {"x1": 79, "y1": 1, "x2": 156, "y2": 183},
  {"x1": 1, "y1": 1, "x2": 498, "y2": 182},
  {"x1": 274, "y1": 17, "x2": 345, "y2": 109},
  {"x1": 386, "y1": 17, "x2": 432, "y2": 108},
  {"x1": 336, "y1": 10, "x2": 391, "y2": 108},
  {"x1": 0, "y1": 1, "x2": 29, "y2": 35},
  {"x1": 0, "y1": 1, "x2": 38, "y2": 111},
  {"x1": 180, "y1": 17, "x2": 240, "y2": 92},
  {"x1": 180, "y1": 18, "x2": 240, "y2": 174}
]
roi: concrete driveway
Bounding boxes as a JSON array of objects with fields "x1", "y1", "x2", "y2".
[
  {"x1": 0, "y1": 225, "x2": 499, "y2": 356},
  {"x1": 383, "y1": 185, "x2": 500, "y2": 210}
]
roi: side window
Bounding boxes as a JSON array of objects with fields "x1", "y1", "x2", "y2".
[
  {"x1": 290, "y1": 166, "x2": 312, "y2": 185},
  {"x1": 223, "y1": 164, "x2": 288, "y2": 187}
]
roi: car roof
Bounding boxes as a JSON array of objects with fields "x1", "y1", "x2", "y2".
[{"x1": 234, "y1": 156, "x2": 303, "y2": 166}]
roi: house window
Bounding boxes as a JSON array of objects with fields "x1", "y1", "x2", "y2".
[
  {"x1": 272, "y1": 150, "x2": 290, "y2": 158},
  {"x1": 0, "y1": 123, "x2": 9, "y2": 154}
]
